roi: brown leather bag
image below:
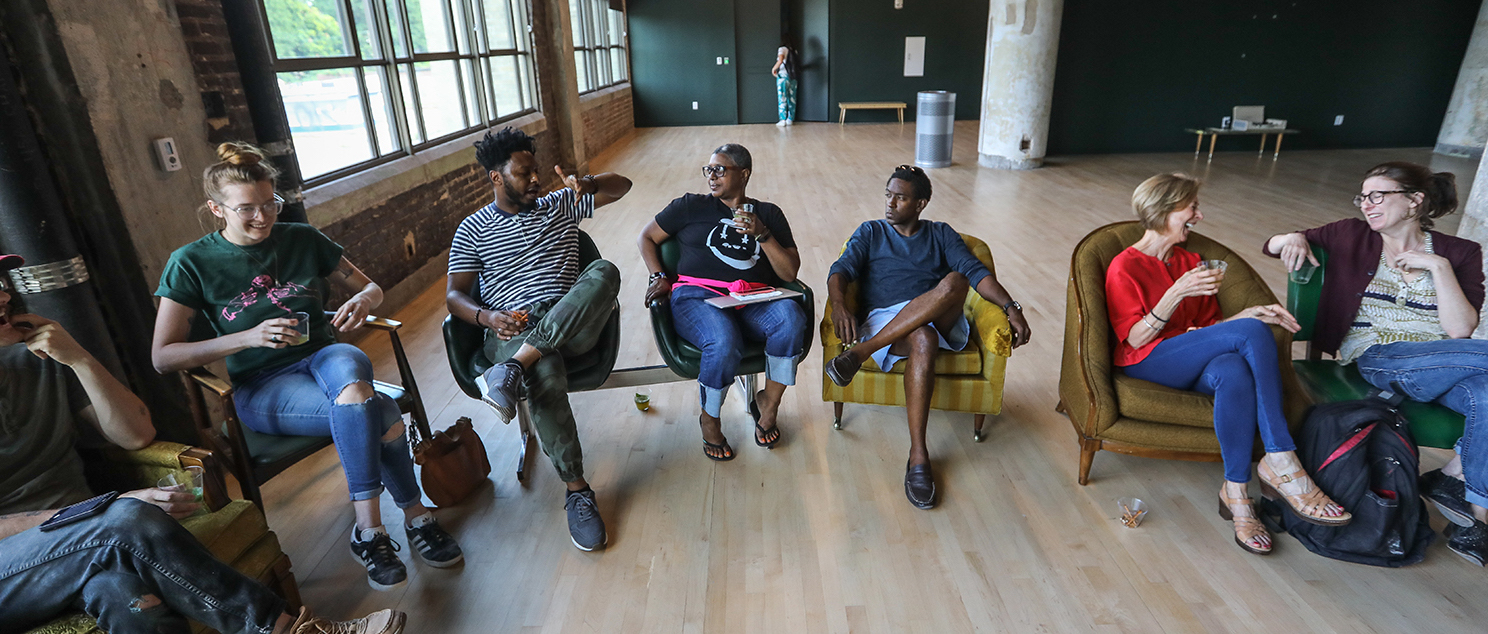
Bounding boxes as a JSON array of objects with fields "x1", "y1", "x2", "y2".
[{"x1": 411, "y1": 416, "x2": 490, "y2": 507}]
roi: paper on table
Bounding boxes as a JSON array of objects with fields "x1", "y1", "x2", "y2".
[{"x1": 704, "y1": 288, "x2": 802, "y2": 309}]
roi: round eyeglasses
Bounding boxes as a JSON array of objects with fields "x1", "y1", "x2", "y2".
[{"x1": 1352, "y1": 190, "x2": 1409, "y2": 208}]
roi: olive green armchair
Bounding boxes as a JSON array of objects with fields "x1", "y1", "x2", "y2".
[
  {"x1": 25, "y1": 441, "x2": 300, "y2": 634},
  {"x1": 1057, "y1": 221, "x2": 1310, "y2": 484}
]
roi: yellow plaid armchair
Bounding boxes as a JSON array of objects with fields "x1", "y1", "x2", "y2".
[{"x1": 820, "y1": 233, "x2": 1013, "y2": 441}]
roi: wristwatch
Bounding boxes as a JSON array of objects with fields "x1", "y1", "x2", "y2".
[
  {"x1": 1001, "y1": 300, "x2": 1022, "y2": 314},
  {"x1": 648, "y1": 271, "x2": 668, "y2": 283}
]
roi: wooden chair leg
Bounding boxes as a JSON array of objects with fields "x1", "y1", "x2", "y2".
[
  {"x1": 268, "y1": 553, "x2": 302, "y2": 612},
  {"x1": 972, "y1": 414, "x2": 986, "y2": 442},
  {"x1": 1078, "y1": 436, "x2": 1101, "y2": 486},
  {"x1": 1054, "y1": 400, "x2": 1067, "y2": 415},
  {"x1": 832, "y1": 402, "x2": 844, "y2": 429},
  {"x1": 515, "y1": 399, "x2": 533, "y2": 483}
]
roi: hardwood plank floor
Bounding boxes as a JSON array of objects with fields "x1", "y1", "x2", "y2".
[{"x1": 263, "y1": 121, "x2": 1485, "y2": 633}]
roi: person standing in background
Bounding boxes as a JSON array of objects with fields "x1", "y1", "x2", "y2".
[{"x1": 772, "y1": 45, "x2": 798, "y2": 127}]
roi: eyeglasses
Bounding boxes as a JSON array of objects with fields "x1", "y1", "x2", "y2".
[
  {"x1": 895, "y1": 164, "x2": 925, "y2": 174},
  {"x1": 215, "y1": 194, "x2": 285, "y2": 219},
  {"x1": 702, "y1": 164, "x2": 741, "y2": 178},
  {"x1": 1352, "y1": 190, "x2": 1410, "y2": 208}
]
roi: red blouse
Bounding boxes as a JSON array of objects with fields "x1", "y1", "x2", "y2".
[{"x1": 1106, "y1": 246, "x2": 1222, "y2": 366}]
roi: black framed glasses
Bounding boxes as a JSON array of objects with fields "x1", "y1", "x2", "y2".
[
  {"x1": 1352, "y1": 190, "x2": 1410, "y2": 208},
  {"x1": 702, "y1": 164, "x2": 741, "y2": 178},
  {"x1": 215, "y1": 193, "x2": 285, "y2": 219}
]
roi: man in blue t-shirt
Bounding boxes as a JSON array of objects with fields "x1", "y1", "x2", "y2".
[
  {"x1": 445, "y1": 127, "x2": 632, "y2": 552},
  {"x1": 825, "y1": 166, "x2": 1032, "y2": 509}
]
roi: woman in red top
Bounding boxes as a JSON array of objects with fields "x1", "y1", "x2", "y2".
[{"x1": 1106, "y1": 173, "x2": 1349, "y2": 556}]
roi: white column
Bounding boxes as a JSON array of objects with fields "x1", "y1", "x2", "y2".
[
  {"x1": 1437, "y1": 1, "x2": 1488, "y2": 160},
  {"x1": 1455, "y1": 149, "x2": 1488, "y2": 337},
  {"x1": 977, "y1": 0, "x2": 1064, "y2": 170}
]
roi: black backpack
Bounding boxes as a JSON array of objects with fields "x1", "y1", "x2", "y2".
[{"x1": 1265, "y1": 394, "x2": 1434, "y2": 567}]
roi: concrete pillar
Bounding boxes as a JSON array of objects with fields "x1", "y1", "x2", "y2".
[
  {"x1": 1454, "y1": 149, "x2": 1488, "y2": 337},
  {"x1": 977, "y1": 0, "x2": 1064, "y2": 170},
  {"x1": 1436, "y1": 0, "x2": 1488, "y2": 160}
]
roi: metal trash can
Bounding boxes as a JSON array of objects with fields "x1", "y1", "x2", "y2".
[{"x1": 914, "y1": 91, "x2": 956, "y2": 168}]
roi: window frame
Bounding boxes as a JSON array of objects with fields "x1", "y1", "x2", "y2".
[
  {"x1": 258, "y1": 0, "x2": 541, "y2": 186},
  {"x1": 570, "y1": 0, "x2": 628, "y2": 95}
]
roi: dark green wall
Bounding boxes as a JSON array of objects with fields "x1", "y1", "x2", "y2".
[
  {"x1": 789, "y1": 0, "x2": 830, "y2": 122},
  {"x1": 1048, "y1": 0, "x2": 1481, "y2": 155},
  {"x1": 736, "y1": 1, "x2": 784, "y2": 124},
  {"x1": 629, "y1": 0, "x2": 738, "y2": 126},
  {"x1": 827, "y1": 0, "x2": 988, "y2": 122}
]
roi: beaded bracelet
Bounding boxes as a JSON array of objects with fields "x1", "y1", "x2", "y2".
[{"x1": 474, "y1": 308, "x2": 484, "y2": 328}]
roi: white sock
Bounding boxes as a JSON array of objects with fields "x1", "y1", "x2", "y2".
[{"x1": 355, "y1": 524, "x2": 388, "y2": 542}]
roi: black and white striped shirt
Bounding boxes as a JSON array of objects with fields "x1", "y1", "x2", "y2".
[{"x1": 449, "y1": 189, "x2": 594, "y2": 310}]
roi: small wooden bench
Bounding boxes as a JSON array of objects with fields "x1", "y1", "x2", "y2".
[{"x1": 838, "y1": 101, "x2": 907, "y2": 125}]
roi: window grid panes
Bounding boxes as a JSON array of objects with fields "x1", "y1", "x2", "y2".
[
  {"x1": 262, "y1": 0, "x2": 539, "y2": 184},
  {"x1": 570, "y1": 0, "x2": 627, "y2": 94}
]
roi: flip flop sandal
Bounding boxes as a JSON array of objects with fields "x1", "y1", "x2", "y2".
[
  {"x1": 702, "y1": 438, "x2": 735, "y2": 461},
  {"x1": 749, "y1": 390, "x2": 780, "y2": 449}
]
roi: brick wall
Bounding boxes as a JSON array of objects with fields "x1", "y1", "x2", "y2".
[
  {"x1": 173, "y1": 0, "x2": 255, "y2": 144},
  {"x1": 581, "y1": 84, "x2": 634, "y2": 160}
]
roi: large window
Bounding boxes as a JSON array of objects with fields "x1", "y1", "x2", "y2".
[
  {"x1": 569, "y1": 0, "x2": 627, "y2": 93},
  {"x1": 262, "y1": 0, "x2": 539, "y2": 183}
]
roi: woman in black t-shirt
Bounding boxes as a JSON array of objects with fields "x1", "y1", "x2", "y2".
[{"x1": 638, "y1": 144, "x2": 806, "y2": 461}]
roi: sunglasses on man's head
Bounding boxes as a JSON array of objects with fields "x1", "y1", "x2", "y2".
[{"x1": 895, "y1": 164, "x2": 925, "y2": 174}]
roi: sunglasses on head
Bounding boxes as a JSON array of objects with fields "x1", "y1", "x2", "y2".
[{"x1": 895, "y1": 164, "x2": 925, "y2": 174}]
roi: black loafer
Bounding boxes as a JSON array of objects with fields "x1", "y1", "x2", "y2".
[
  {"x1": 1421, "y1": 469, "x2": 1476, "y2": 527},
  {"x1": 1446, "y1": 520, "x2": 1488, "y2": 566},
  {"x1": 904, "y1": 462, "x2": 936, "y2": 510},
  {"x1": 825, "y1": 351, "x2": 863, "y2": 387}
]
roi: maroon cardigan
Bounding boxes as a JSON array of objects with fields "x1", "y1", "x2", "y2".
[{"x1": 1261, "y1": 218, "x2": 1485, "y2": 357}]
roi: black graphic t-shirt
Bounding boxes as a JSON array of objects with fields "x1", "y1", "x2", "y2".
[{"x1": 654, "y1": 193, "x2": 796, "y2": 285}]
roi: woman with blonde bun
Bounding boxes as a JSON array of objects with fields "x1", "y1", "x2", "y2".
[{"x1": 150, "y1": 143, "x2": 463, "y2": 592}]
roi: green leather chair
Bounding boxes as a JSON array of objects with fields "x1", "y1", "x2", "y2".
[
  {"x1": 181, "y1": 297, "x2": 431, "y2": 511},
  {"x1": 26, "y1": 442, "x2": 300, "y2": 634},
  {"x1": 442, "y1": 230, "x2": 621, "y2": 481},
  {"x1": 1287, "y1": 245, "x2": 1465, "y2": 448},
  {"x1": 648, "y1": 238, "x2": 815, "y2": 384}
]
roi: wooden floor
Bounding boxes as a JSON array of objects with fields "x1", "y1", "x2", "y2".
[{"x1": 264, "y1": 121, "x2": 1485, "y2": 633}]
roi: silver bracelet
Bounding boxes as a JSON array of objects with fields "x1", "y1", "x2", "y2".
[{"x1": 1142, "y1": 318, "x2": 1162, "y2": 331}]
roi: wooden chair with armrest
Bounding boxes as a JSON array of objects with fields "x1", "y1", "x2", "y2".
[
  {"x1": 1056, "y1": 221, "x2": 1311, "y2": 485},
  {"x1": 26, "y1": 441, "x2": 301, "y2": 634},
  {"x1": 819, "y1": 232, "x2": 1012, "y2": 440}
]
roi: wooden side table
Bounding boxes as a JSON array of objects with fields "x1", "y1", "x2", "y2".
[{"x1": 1185, "y1": 127, "x2": 1300, "y2": 160}]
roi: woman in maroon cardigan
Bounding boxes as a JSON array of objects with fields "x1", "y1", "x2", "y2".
[{"x1": 1265, "y1": 161, "x2": 1488, "y2": 565}]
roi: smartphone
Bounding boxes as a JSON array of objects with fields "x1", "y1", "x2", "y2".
[{"x1": 38, "y1": 491, "x2": 121, "y2": 532}]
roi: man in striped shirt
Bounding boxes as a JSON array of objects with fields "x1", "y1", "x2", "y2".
[{"x1": 446, "y1": 127, "x2": 632, "y2": 551}]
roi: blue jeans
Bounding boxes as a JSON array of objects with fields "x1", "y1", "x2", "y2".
[
  {"x1": 1123, "y1": 319, "x2": 1297, "y2": 483},
  {"x1": 670, "y1": 285, "x2": 806, "y2": 418},
  {"x1": 1357, "y1": 339, "x2": 1488, "y2": 509},
  {"x1": 0, "y1": 499, "x2": 284, "y2": 634},
  {"x1": 235, "y1": 343, "x2": 419, "y2": 507}
]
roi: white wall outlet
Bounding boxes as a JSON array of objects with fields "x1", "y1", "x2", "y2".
[
  {"x1": 153, "y1": 137, "x2": 182, "y2": 172},
  {"x1": 1334, "y1": 115, "x2": 1344, "y2": 126},
  {"x1": 692, "y1": 101, "x2": 699, "y2": 110},
  {"x1": 716, "y1": 57, "x2": 722, "y2": 65},
  {"x1": 894, "y1": 0, "x2": 904, "y2": 8}
]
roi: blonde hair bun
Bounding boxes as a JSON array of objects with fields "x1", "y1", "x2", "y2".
[{"x1": 216, "y1": 142, "x2": 266, "y2": 166}]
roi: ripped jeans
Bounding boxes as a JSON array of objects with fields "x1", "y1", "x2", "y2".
[
  {"x1": 0, "y1": 499, "x2": 285, "y2": 634},
  {"x1": 236, "y1": 343, "x2": 420, "y2": 507}
]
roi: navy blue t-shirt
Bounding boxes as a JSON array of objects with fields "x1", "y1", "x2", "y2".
[{"x1": 828, "y1": 219, "x2": 991, "y2": 312}]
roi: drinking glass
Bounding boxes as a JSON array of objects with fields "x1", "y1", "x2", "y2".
[{"x1": 290, "y1": 311, "x2": 311, "y2": 346}]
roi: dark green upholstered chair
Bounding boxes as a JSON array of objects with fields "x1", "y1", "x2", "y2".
[
  {"x1": 442, "y1": 230, "x2": 621, "y2": 481},
  {"x1": 647, "y1": 238, "x2": 816, "y2": 385},
  {"x1": 1287, "y1": 245, "x2": 1465, "y2": 448},
  {"x1": 181, "y1": 297, "x2": 431, "y2": 511}
]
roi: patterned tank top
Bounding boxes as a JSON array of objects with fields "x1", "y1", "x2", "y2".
[{"x1": 1337, "y1": 233, "x2": 1448, "y2": 364}]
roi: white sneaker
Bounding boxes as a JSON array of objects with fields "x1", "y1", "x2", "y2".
[
  {"x1": 776, "y1": 120, "x2": 787, "y2": 127},
  {"x1": 784, "y1": 119, "x2": 793, "y2": 126}
]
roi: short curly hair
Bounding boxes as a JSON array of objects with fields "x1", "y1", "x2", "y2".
[
  {"x1": 888, "y1": 165, "x2": 932, "y2": 200},
  {"x1": 474, "y1": 127, "x2": 536, "y2": 172}
]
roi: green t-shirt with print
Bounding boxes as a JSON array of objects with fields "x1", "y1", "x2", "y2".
[{"x1": 156, "y1": 223, "x2": 344, "y2": 385}]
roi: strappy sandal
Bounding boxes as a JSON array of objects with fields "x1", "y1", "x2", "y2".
[
  {"x1": 1217, "y1": 494, "x2": 1272, "y2": 555},
  {"x1": 1258, "y1": 459, "x2": 1352, "y2": 526},
  {"x1": 749, "y1": 390, "x2": 780, "y2": 449},
  {"x1": 699, "y1": 414, "x2": 735, "y2": 461}
]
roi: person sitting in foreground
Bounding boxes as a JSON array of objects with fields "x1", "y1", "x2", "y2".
[
  {"x1": 446, "y1": 127, "x2": 632, "y2": 552},
  {"x1": 823, "y1": 165, "x2": 1032, "y2": 509},
  {"x1": 1264, "y1": 162, "x2": 1488, "y2": 564},
  {"x1": 1108, "y1": 172, "x2": 1349, "y2": 555},
  {"x1": 638, "y1": 143, "x2": 807, "y2": 460},
  {"x1": 152, "y1": 143, "x2": 462, "y2": 591},
  {"x1": 0, "y1": 257, "x2": 403, "y2": 634}
]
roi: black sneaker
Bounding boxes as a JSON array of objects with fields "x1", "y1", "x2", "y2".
[
  {"x1": 564, "y1": 489, "x2": 607, "y2": 551},
  {"x1": 905, "y1": 461, "x2": 937, "y2": 510},
  {"x1": 406, "y1": 514, "x2": 463, "y2": 568},
  {"x1": 1420, "y1": 469, "x2": 1476, "y2": 527},
  {"x1": 1445, "y1": 520, "x2": 1488, "y2": 566},
  {"x1": 475, "y1": 361, "x2": 524, "y2": 424},
  {"x1": 349, "y1": 525, "x2": 408, "y2": 591}
]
